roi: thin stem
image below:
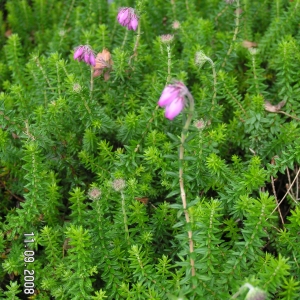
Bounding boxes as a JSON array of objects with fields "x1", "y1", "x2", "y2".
[
  {"x1": 167, "y1": 45, "x2": 171, "y2": 84},
  {"x1": 223, "y1": 82, "x2": 247, "y2": 118},
  {"x1": 90, "y1": 67, "x2": 94, "y2": 101},
  {"x1": 215, "y1": 5, "x2": 229, "y2": 26},
  {"x1": 82, "y1": 68, "x2": 92, "y2": 113},
  {"x1": 34, "y1": 56, "x2": 54, "y2": 92},
  {"x1": 0, "y1": 181, "x2": 24, "y2": 202},
  {"x1": 133, "y1": 22, "x2": 141, "y2": 54},
  {"x1": 271, "y1": 175, "x2": 284, "y2": 224},
  {"x1": 121, "y1": 30, "x2": 128, "y2": 49},
  {"x1": 129, "y1": 21, "x2": 141, "y2": 65},
  {"x1": 221, "y1": 0, "x2": 241, "y2": 69},
  {"x1": 296, "y1": 166, "x2": 299, "y2": 200},
  {"x1": 63, "y1": 0, "x2": 75, "y2": 28},
  {"x1": 179, "y1": 91, "x2": 196, "y2": 279},
  {"x1": 170, "y1": 0, "x2": 176, "y2": 19},
  {"x1": 134, "y1": 105, "x2": 159, "y2": 153},
  {"x1": 286, "y1": 167, "x2": 295, "y2": 198},
  {"x1": 277, "y1": 110, "x2": 300, "y2": 121},
  {"x1": 206, "y1": 57, "x2": 217, "y2": 109},
  {"x1": 121, "y1": 191, "x2": 130, "y2": 243},
  {"x1": 269, "y1": 167, "x2": 300, "y2": 219},
  {"x1": 185, "y1": 0, "x2": 191, "y2": 16},
  {"x1": 276, "y1": 0, "x2": 280, "y2": 19}
]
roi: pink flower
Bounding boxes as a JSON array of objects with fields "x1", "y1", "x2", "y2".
[
  {"x1": 74, "y1": 47, "x2": 84, "y2": 60},
  {"x1": 128, "y1": 16, "x2": 138, "y2": 30},
  {"x1": 117, "y1": 8, "x2": 130, "y2": 25},
  {"x1": 117, "y1": 7, "x2": 139, "y2": 31},
  {"x1": 73, "y1": 45, "x2": 96, "y2": 66},
  {"x1": 158, "y1": 82, "x2": 187, "y2": 120}
]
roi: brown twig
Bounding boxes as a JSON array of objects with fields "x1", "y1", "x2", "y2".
[
  {"x1": 270, "y1": 175, "x2": 284, "y2": 224},
  {"x1": 269, "y1": 167, "x2": 300, "y2": 218},
  {"x1": 0, "y1": 181, "x2": 24, "y2": 202}
]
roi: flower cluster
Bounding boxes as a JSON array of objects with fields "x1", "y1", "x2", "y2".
[
  {"x1": 73, "y1": 45, "x2": 96, "y2": 66},
  {"x1": 158, "y1": 82, "x2": 188, "y2": 120},
  {"x1": 117, "y1": 7, "x2": 139, "y2": 31}
]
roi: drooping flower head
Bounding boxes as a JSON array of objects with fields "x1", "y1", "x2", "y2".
[
  {"x1": 233, "y1": 283, "x2": 267, "y2": 300},
  {"x1": 117, "y1": 7, "x2": 139, "y2": 31},
  {"x1": 73, "y1": 45, "x2": 96, "y2": 66},
  {"x1": 245, "y1": 286, "x2": 267, "y2": 300},
  {"x1": 158, "y1": 82, "x2": 188, "y2": 120},
  {"x1": 195, "y1": 50, "x2": 209, "y2": 68}
]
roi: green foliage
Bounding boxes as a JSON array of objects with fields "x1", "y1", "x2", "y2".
[{"x1": 0, "y1": 0, "x2": 300, "y2": 299}]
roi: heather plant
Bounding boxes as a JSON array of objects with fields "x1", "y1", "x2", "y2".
[{"x1": 0, "y1": 0, "x2": 300, "y2": 299}]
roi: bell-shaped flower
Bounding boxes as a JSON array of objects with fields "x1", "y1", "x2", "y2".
[
  {"x1": 73, "y1": 45, "x2": 96, "y2": 67},
  {"x1": 165, "y1": 96, "x2": 185, "y2": 120},
  {"x1": 158, "y1": 86, "x2": 180, "y2": 107},
  {"x1": 128, "y1": 16, "x2": 138, "y2": 31},
  {"x1": 74, "y1": 46, "x2": 84, "y2": 60},
  {"x1": 158, "y1": 82, "x2": 187, "y2": 120},
  {"x1": 117, "y1": 7, "x2": 139, "y2": 31},
  {"x1": 117, "y1": 8, "x2": 131, "y2": 26}
]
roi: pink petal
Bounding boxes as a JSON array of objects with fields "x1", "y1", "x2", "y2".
[
  {"x1": 117, "y1": 8, "x2": 130, "y2": 26},
  {"x1": 74, "y1": 46, "x2": 84, "y2": 60},
  {"x1": 89, "y1": 53, "x2": 96, "y2": 66},
  {"x1": 158, "y1": 86, "x2": 180, "y2": 107},
  {"x1": 84, "y1": 52, "x2": 90, "y2": 64},
  {"x1": 128, "y1": 16, "x2": 138, "y2": 31},
  {"x1": 164, "y1": 97, "x2": 185, "y2": 120}
]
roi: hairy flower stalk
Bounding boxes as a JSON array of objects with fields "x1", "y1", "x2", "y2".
[
  {"x1": 133, "y1": 20, "x2": 141, "y2": 56},
  {"x1": 159, "y1": 81, "x2": 196, "y2": 278},
  {"x1": 160, "y1": 34, "x2": 174, "y2": 84},
  {"x1": 195, "y1": 51, "x2": 217, "y2": 109},
  {"x1": 179, "y1": 87, "x2": 196, "y2": 279},
  {"x1": 222, "y1": 0, "x2": 241, "y2": 68},
  {"x1": 112, "y1": 179, "x2": 129, "y2": 243}
]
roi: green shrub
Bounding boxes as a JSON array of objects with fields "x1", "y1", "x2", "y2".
[{"x1": 0, "y1": 0, "x2": 300, "y2": 299}]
